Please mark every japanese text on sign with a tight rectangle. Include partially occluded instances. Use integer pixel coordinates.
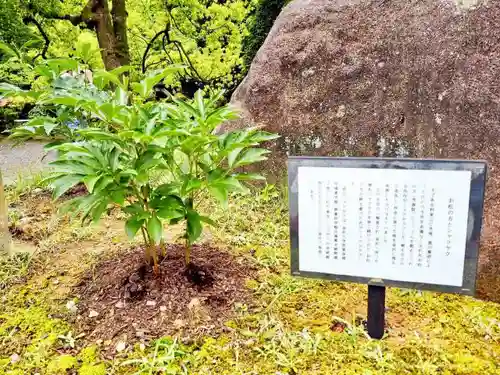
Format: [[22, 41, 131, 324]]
[[298, 167, 471, 286]]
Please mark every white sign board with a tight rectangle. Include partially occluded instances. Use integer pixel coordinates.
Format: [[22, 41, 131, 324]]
[[298, 167, 471, 286], [288, 157, 487, 294]]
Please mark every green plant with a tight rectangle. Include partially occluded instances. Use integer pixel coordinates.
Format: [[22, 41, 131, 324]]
[[57, 331, 83, 349], [121, 338, 187, 374], [242, 0, 288, 69], [2, 61, 279, 272]]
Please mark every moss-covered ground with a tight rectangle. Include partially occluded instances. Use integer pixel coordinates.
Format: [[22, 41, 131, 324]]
[[0, 178, 499, 374]]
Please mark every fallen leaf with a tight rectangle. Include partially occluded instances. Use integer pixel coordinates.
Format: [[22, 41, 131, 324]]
[[89, 310, 99, 318], [173, 319, 185, 328], [66, 300, 77, 314], [115, 301, 125, 309], [146, 300, 156, 307], [115, 341, 127, 352], [188, 298, 201, 310], [160, 305, 167, 312]]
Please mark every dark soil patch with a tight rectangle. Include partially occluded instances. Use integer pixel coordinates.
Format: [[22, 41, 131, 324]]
[[64, 183, 88, 198], [74, 244, 256, 349], [8, 224, 35, 242]]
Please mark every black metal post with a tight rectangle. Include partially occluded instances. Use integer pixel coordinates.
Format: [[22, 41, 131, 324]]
[[367, 285, 386, 339]]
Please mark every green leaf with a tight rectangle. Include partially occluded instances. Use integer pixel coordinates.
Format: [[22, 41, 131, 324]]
[[79, 129, 122, 143], [208, 184, 228, 208], [51, 175, 84, 199], [182, 177, 202, 194], [43, 96, 79, 106], [228, 147, 243, 168], [157, 207, 185, 220], [43, 121, 58, 136], [186, 210, 203, 244], [111, 65, 133, 77], [93, 70, 124, 90], [114, 86, 128, 105], [96, 103, 116, 121], [44, 141, 64, 151], [147, 216, 163, 244], [83, 175, 101, 193], [154, 183, 181, 196], [109, 147, 121, 172], [131, 82, 147, 98], [173, 149, 190, 174], [232, 148, 270, 168], [217, 176, 247, 193], [123, 203, 145, 215], [50, 160, 96, 175], [235, 173, 266, 181], [125, 217, 145, 239], [94, 176, 113, 192], [91, 200, 108, 223], [200, 216, 216, 227], [194, 90, 205, 119], [156, 196, 185, 220], [110, 190, 125, 205], [248, 131, 280, 143]]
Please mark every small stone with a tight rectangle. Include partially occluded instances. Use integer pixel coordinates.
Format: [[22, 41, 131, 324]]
[[52, 279, 60, 285], [188, 298, 200, 310], [96, 339, 103, 345], [89, 310, 99, 318], [173, 319, 185, 328], [10, 353, 20, 364], [301, 67, 316, 78], [160, 305, 167, 312], [115, 301, 125, 309], [66, 300, 77, 314], [33, 188, 43, 195], [146, 300, 156, 307], [135, 330, 146, 338], [335, 105, 346, 118], [139, 343, 146, 351], [115, 341, 127, 352]]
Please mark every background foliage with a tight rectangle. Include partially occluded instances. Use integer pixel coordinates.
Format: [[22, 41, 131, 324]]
[[0, 0, 288, 130]]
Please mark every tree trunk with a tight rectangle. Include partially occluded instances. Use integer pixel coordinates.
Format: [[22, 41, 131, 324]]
[[111, 0, 130, 67], [41, 0, 131, 71], [92, 0, 123, 70]]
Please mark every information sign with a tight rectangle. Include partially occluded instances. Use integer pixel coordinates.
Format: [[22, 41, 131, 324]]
[[288, 157, 487, 338]]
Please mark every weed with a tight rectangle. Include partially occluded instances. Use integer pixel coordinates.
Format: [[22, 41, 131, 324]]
[[121, 338, 188, 375]]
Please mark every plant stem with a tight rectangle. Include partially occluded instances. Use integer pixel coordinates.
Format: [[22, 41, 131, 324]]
[[140, 226, 151, 263], [160, 238, 166, 257], [152, 245, 159, 275], [185, 236, 191, 266], [184, 195, 194, 266]]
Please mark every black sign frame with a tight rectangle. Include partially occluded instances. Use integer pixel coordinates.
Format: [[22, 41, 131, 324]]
[[288, 157, 487, 296]]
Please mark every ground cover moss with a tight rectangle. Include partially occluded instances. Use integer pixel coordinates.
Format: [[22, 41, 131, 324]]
[[0, 183, 499, 374]]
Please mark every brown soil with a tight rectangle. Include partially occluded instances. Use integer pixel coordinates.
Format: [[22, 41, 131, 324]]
[[74, 244, 256, 349], [64, 183, 88, 198]]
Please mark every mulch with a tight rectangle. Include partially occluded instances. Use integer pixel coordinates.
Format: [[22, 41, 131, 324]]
[[73, 243, 257, 350]]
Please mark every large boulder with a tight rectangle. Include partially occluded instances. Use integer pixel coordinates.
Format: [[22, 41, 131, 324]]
[[229, 0, 500, 301]]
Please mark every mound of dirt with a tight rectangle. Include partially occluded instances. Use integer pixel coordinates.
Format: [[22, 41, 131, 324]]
[[74, 244, 256, 349]]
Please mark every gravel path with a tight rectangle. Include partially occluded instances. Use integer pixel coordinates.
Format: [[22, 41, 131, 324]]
[[0, 139, 55, 185]]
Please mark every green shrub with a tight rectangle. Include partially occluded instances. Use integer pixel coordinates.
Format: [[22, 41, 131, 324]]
[[2, 59, 279, 271]]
